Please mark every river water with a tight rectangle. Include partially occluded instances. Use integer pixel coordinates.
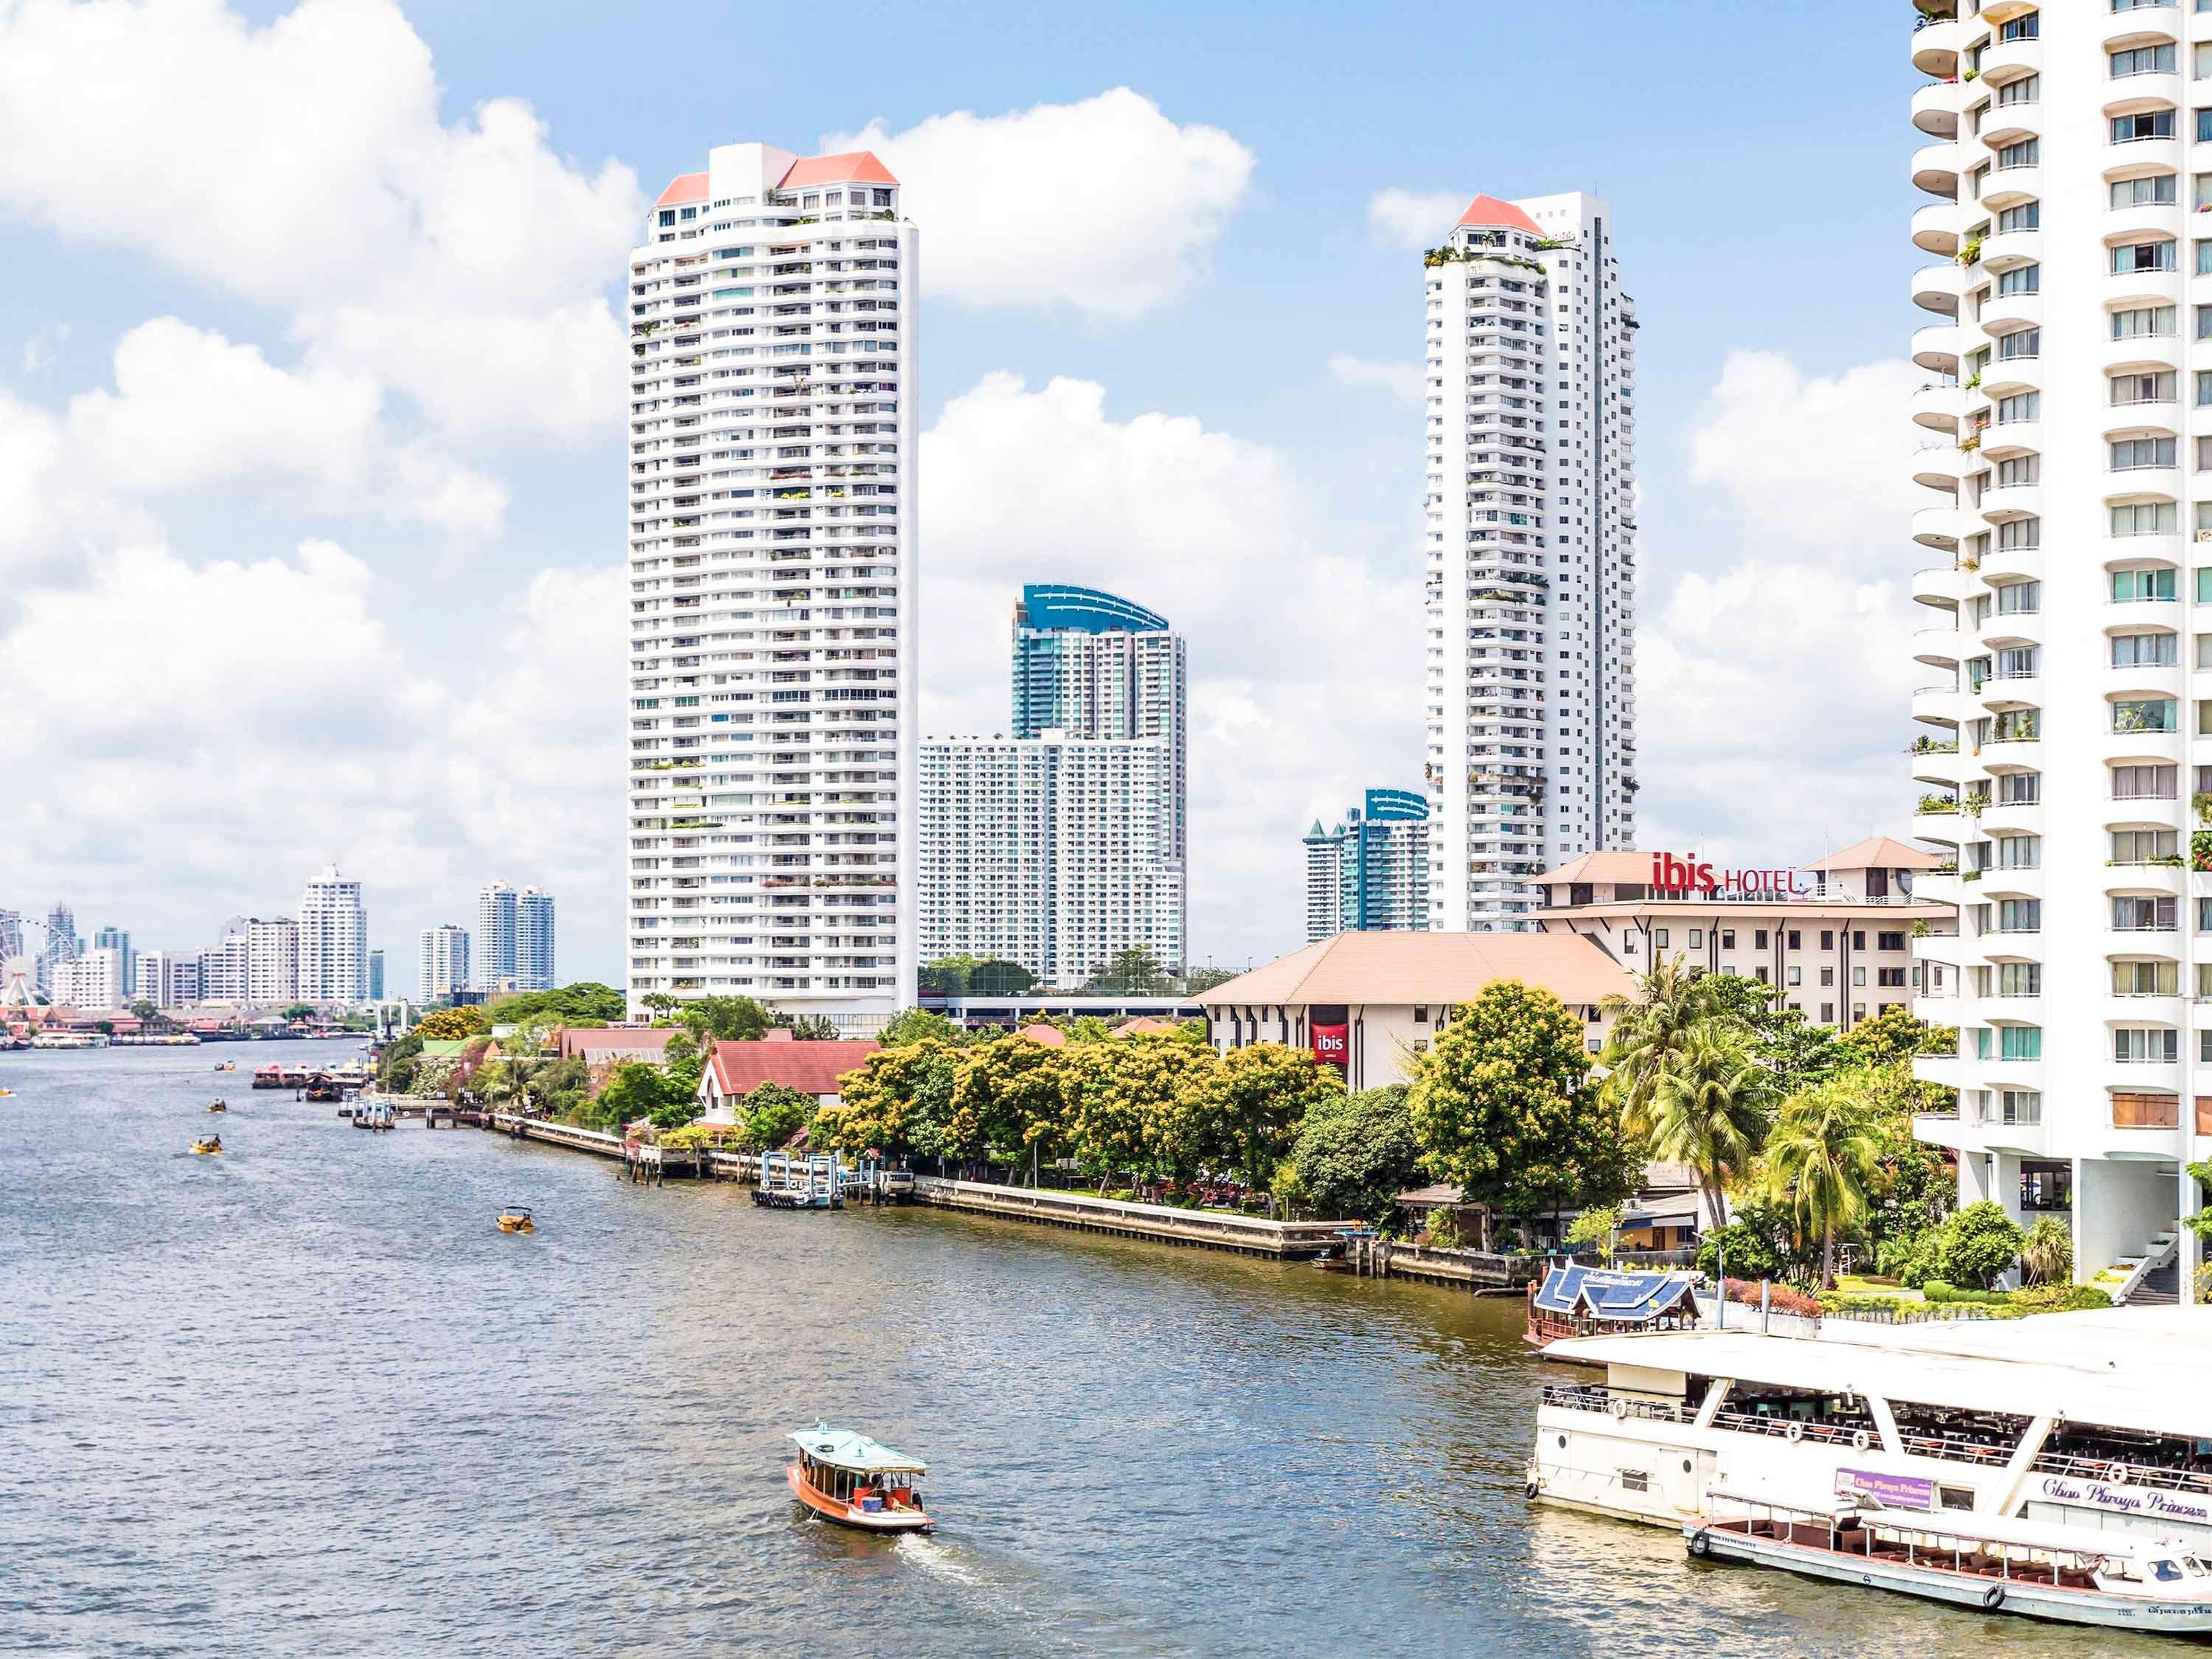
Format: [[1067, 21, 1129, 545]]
[[0, 1041, 2179, 1657]]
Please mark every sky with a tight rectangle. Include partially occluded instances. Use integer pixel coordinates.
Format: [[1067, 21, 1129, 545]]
[[0, 0, 1927, 986]]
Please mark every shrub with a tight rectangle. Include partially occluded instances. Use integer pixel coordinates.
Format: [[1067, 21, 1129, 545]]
[[2019, 1217, 2073, 1287], [2008, 1283, 2112, 1314], [1941, 1201, 2025, 1289], [1722, 1278, 1822, 1318], [1696, 1221, 1786, 1281]]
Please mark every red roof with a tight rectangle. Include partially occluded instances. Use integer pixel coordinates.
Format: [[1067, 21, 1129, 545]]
[[1113, 1018, 1176, 1037], [558, 1026, 678, 1061], [655, 171, 709, 208], [1017, 1024, 1067, 1048], [779, 150, 897, 188], [1455, 193, 1542, 234], [708, 1039, 882, 1098]]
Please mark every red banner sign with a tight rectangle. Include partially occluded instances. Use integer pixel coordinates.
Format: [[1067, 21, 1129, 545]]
[[1310, 1023, 1349, 1070], [1650, 852, 1809, 897]]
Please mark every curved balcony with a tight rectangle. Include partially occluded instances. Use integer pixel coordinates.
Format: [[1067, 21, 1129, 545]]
[[1978, 801, 2042, 838], [1911, 17, 1964, 77], [2105, 10, 2183, 51], [2104, 201, 2181, 244], [1912, 748, 1970, 787], [1983, 164, 2042, 210], [1913, 682, 1963, 726], [1982, 32, 2042, 83], [1980, 544, 2042, 585], [1980, 226, 2040, 274], [2104, 663, 2185, 703], [1913, 198, 1964, 254], [2106, 139, 2180, 183], [2102, 726, 2185, 767], [2107, 532, 2183, 567], [1979, 418, 2039, 461], [1981, 365, 2039, 407], [1980, 482, 2041, 524], [2104, 335, 2183, 375], [1911, 442, 1969, 490], [2104, 403, 2180, 440], [2106, 266, 2184, 310], [1911, 380, 1962, 433], [2105, 72, 2184, 120], [1980, 608, 2042, 650], [2107, 465, 2183, 502], [1912, 80, 1961, 139], [1976, 864, 2043, 902], [1912, 563, 1975, 607], [1979, 672, 2039, 712], [1913, 504, 1966, 549], [1980, 291, 2042, 333], [1913, 323, 1962, 373], [1913, 139, 1963, 197], [1913, 262, 1966, 315], [1913, 624, 1965, 667]]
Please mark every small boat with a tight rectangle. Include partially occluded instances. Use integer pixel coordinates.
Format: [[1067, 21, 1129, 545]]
[[191, 1135, 222, 1155], [206, 1099, 227, 1113], [496, 1207, 535, 1234], [212, 1062, 236, 1072], [1688, 1489, 2212, 1632], [787, 1425, 933, 1533]]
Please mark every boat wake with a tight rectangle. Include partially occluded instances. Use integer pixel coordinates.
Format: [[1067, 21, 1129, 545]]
[[892, 1531, 983, 1587]]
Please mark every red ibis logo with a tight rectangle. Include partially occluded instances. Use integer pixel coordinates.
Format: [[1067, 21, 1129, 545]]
[[1649, 852, 1809, 898], [1310, 1023, 1349, 1069]]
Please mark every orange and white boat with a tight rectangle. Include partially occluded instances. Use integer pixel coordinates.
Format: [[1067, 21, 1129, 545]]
[[786, 1425, 933, 1533]]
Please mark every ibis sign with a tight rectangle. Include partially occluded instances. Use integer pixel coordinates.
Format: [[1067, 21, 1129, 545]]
[[1649, 852, 1809, 898]]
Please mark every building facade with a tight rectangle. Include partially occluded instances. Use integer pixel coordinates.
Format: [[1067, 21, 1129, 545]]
[[1906, 1, 2212, 1293], [296, 864, 368, 1004], [136, 949, 201, 1007], [369, 949, 385, 1001], [1304, 788, 1431, 942], [1531, 841, 1956, 1030], [419, 925, 470, 1003], [37, 902, 78, 991], [53, 947, 125, 1011], [246, 918, 298, 1004], [476, 880, 517, 992], [197, 928, 250, 1003], [919, 730, 1185, 987], [91, 927, 132, 997], [623, 142, 916, 1029], [516, 888, 555, 992], [1423, 192, 1638, 931]]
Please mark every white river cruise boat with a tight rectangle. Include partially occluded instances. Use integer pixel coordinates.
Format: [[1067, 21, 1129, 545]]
[[1530, 1310, 2212, 1553]]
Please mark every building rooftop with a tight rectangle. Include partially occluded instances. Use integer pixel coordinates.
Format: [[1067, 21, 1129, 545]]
[[1199, 930, 1637, 1009], [1455, 193, 1543, 234], [706, 1038, 882, 1098], [1804, 835, 1944, 873], [655, 150, 897, 209]]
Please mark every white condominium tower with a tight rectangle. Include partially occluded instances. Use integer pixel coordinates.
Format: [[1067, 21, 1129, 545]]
[[1422, 192, 1638, 931], [476, 880, 517, 992], [296, 863, 368, 1004], [1906, 0, 2212, 1298], [517, 887, 555, 992], [419, 924, 470, 1004], [623, 142, 916, 1030]]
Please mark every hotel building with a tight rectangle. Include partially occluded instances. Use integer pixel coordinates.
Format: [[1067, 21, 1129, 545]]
[[1528, 840, 1956, 1031], [1905, 0, 2212, 1295], [1303, 788, 1431, 942], [623, 142, 915, 1029], [1422, 192, 1638, 931], [296, 864, 368, 1004]]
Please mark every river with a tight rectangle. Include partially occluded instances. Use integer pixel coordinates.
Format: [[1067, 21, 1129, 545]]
[[0, 1040, 2177, 1656]]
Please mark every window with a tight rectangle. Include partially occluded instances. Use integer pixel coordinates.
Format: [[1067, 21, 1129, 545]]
[[2112, 504, 2179, 537], [2112, 828, 2179, 862], [1820, 1002, 1835, 1024], [1997, 74, 2041, 108], [2114, 371, 2177, 405], [2200, 371, 2212, 406], [2112, 762, 2177, 797], [1653, 928, 1669, 948], [2113, 307, 2176, 341], [1996, 262, 2042, 296], [2114, 696, 2180, 731], [2113, 633, 2179, 666], [1879, 931, 1906, 951], [1996, 330, 2040, 364], [1997, 392, 2042, 424], [1821, 930, 1834, 950], [1754, 965, 1769, 984], [2000, 962, 2042, 996], [1852, 966, 1867, 987], [1992, 708, 2039, 742], [1754, 929, 1769, 950], [1996, 454, 2039, 487], [1878, 967, 1907, 988], [2000, 13, 2039, 39], [2113, 437, 2178, 469], [1997, 771, 2041, 804], [1977, 1025, 2042, 1060], [2115, 111, 2177, 142], [1999, 136, 2042, 170], [1998, 200, 2039, 232], [1787, 966, 1802, 987], [1997, 580, 2040, 613], [1820, 967, 1835, 988], [2112, 44, 2179, 77], [1998, 518, 2041, 553], [2116, 1029, 2180, 1063], [1787, 931, 1801, 950], [1998, 898, 2042, 931], [1721, 929, 1736, 950], [2115, 961, 2179, 996], [2113, 894, 2179, 930], [1997, 645, 2038, 678], [1997, 835, 2041, 869], [2113, 242, 2177, 274], [2112, 567, 2177, 599]]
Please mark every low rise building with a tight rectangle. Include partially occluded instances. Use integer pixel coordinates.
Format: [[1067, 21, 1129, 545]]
[[1199, 930, 1638, 1091], [1526, 838, 1955, 1030], [698, 1032, 883, 1121]]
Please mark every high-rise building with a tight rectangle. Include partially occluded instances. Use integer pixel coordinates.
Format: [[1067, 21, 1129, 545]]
[[623, 142, 917, 1030], [246, 918, 298, 1004], [919, 728, 1185, 987], [53, 947, 125, 1010], [1422, 192, 1638, 931], [1304, 790, 1432, 942], [296, 864, 369, 1004], [137, 949, 201, 1007], [369, 949, 385, 1001], [198, 925, 251, 1003], [1009, 584, 1189, 869], [517, 888, 555, 992], [91, 926, 132, 996], [0, 909, 21, 961], [476, 881, 518, 992], [419, 925, 470, 1003], [1904, 4, 2205, 1292], [36, 902, 78, 991]]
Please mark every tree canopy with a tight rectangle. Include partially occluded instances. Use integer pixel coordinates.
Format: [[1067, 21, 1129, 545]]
[[415, 1006, 487, 1042], [919, 955, 1039, 996], [1284, 1085, 1422, 1225], [487, 981, 627, 1026]]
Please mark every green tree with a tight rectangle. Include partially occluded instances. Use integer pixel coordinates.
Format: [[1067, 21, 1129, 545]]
[[594, 1060, 692, 1130], [1648, 1026, 1772, 1235], [919, 954, 1037, 996], [1202, 1041, 1340, 1191], [1934, 1200, 2025, 1290], [678, 995, 772, 1044], [281, 1003, 318, 1022], [1411, 980, 1638, 1247], [813, 1040, 957, 1155], [734, 1082, 813, 1150], [2019, 1216, 2073, 1287], [776, 1014, 841, 1041], [947, 1034, 1071, 1172], [1700, 973, 1845, 1092], [473, 1060, 525, 1112], [378, 1030, 425, 1093], [1285, 1085, 1422, 1224], [879, 1007, 970, 1048], [129, 999, 158, 1022], [662, 1032, 706, 1097], [1079, 946, 1175, 995], [1180, 966, 1239, 995], [485, 981, 627, 1026], [1764, 1075, 1885, 1287], [1565, 1203, 1624, 1263], [1837, 1005, 1955, 1068], [640, 992, 680, 1018], [1693, 1209, 1792, 1281], [1598, 956, 1724, 1146], [1060, 1036, 1222, 1186], [415, 1006, 487, 1042]]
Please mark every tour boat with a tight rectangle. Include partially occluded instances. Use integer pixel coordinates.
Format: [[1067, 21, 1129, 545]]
[[1526, 1262, 1702, 1348], [787, 1425, 933, 1532], [496, 1207, 535, 1234], [1688, 1489, 2212, 1632], [251, 1065, 283, 1089], [1527, 1309, 2212, 1554]]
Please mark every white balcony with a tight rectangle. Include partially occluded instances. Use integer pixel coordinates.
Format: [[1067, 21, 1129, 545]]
[[1912, 80, 1961, 140], [1912, 139, 1963, 197], [1913, 323, 1962, 373], [1911, 380, 1962, 433], [1911, 262, 1966, 314], [1911, 16, 1964, 77]]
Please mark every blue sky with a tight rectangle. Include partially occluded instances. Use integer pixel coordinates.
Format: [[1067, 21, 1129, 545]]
[[0, 0, 1924, 987]]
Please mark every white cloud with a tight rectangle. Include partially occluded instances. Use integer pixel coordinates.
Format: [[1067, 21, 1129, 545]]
[[920, 372, 1421, 967], [0, 0, 640, 443], [824, 89, 1255, 319], [1367, 187, 1464, 250], [1327, 352, 1424, 403]]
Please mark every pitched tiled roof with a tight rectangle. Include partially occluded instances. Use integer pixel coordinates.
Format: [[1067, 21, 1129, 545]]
[[1456, 193, 1542, 234], [780, 150, 897, 188], [1197, 930, 1636, 1010], [1805, 835, 1944, 873], [558, 1026, 678, 1061], [707, 1039, 882, 1098], [1018, 1024, 1068, 1048], [655, 172, 708, 207]]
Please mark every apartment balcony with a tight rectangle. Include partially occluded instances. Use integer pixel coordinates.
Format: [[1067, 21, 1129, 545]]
[[1912, 682, 1961, 726], [1981, 352, 2040, 401], [1972, 732, 2042, 773], [2103, 139, 2180, 185], [1982, 164, 2041, 213], [1910, 16, 1964, 78], [1910, 139, 1962, 198], [1979, 225, 2042, 275], [2106, 72, 2184, 124], [1979, 483, 2041, 526], [1978, 289, 2042, 334], [1912, 322, 1962, 374], [1978, 541, 2042, 585], [1910, 261, 1966, 315], [1908, 741, 1968, 787], [1910, 379, 1962, 434], [2107, 266, 2184, 313], [1980, 32, 2041, 86], [1910, 81, 1961, 142], [1912, 624, 1964, 667], [1978, 800, 2042, 837], [1911, 442, 1969, 490], [1911, 504, 1969, 548], [1911, 562, 1975, 607]]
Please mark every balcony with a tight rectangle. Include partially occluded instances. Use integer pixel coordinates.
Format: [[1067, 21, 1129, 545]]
[[1910, 15, 1964, 77], [1910, 139, 1962, 198], [1911, 442, 1969, 490], [2104, 72, 2183, 122], [1912, 682, 1961, 725], [1910, 262, 1966, 314], [1912, 80, 1961, 141], [1911, 563, 1974, 607], [1910, 380, 1961, 434], [1913, 322, 1962, 373], [1983, 164, 2041, 212], [1912, 504, 1967, 548]]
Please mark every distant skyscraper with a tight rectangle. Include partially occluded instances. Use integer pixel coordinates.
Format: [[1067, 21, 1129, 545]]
[[476, 881, 518, 992], [0, 909, 21, 961], [1304, 790, 1432, 942], [198, 924, 251, 1002], [369, 949, 385, 1001], [246, 918, 299, 1004], [419, 925, 470, 1003], [138, 950, 200, 1007], [624, 140, 917, 1023], [37, 902, 77, 991], [92, 926, 133, 1001], [516, 888, 555, 992], [54, 947, 125, 1011], [296, 864, 369, 1004]]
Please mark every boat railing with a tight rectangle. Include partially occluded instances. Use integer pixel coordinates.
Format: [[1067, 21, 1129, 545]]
[[1712, 1409, 1875, 1448], [1540, 1383, 1689, 1425], [2031, 1451, 2212, 1496]]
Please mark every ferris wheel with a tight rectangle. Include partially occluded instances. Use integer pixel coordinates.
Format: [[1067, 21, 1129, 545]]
[[0, 953, 40, 1009]]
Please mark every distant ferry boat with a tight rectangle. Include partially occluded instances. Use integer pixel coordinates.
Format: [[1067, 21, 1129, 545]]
[[1529, 1309, 2212, 1553], [29, 1032, 109, 1049]]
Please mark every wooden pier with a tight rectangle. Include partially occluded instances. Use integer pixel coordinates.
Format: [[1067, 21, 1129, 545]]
[[910, 1178, 1351, 1260], [1341, 1234, 1545, 1293]]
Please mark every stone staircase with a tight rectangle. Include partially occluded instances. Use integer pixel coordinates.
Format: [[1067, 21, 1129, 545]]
[[2109, 1230, 2182, 1307], [2129, 1263, 2180, 1307]]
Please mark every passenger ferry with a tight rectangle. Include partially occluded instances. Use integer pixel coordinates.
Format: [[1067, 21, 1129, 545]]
[[1530, 1310, 2212, 1553], [787, 1425, 932, 1532]]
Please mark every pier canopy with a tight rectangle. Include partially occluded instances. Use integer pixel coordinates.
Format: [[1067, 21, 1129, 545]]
[[792, 1427, 926, 1475], [1533, 1263, 1700, 1324]]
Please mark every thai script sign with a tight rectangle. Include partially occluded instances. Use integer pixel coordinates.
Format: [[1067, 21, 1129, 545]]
[[1310, 1023, 1349, 1070], [1649, 852, 1810, 897], [2037, 1475, 2212, 1524], [1835, 1467, 1934, 1512]]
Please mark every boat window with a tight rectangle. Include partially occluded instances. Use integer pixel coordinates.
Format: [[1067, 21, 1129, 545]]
[[2036, 1419, 2212, 1495], [2153, 1559, 2185, 1582], [1714, 1383, 1879, 1445], [1886, 1400, 2032, 1467], [1936, 1485, 1975, 1512]]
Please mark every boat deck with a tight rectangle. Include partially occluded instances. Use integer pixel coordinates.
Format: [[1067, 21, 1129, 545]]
[[1715, 1518, 2101, 1591]]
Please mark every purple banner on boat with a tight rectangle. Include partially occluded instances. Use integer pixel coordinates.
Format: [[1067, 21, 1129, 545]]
[[1835, 1467, 1935, 1512]]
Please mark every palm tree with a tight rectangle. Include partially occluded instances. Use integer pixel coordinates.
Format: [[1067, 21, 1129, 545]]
[[1764, 1077, 1883, 1288], [475, 1061, 524, 1114], [1598, 955, 1721, 1146], [1648, 1027, 1772, 1237]]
